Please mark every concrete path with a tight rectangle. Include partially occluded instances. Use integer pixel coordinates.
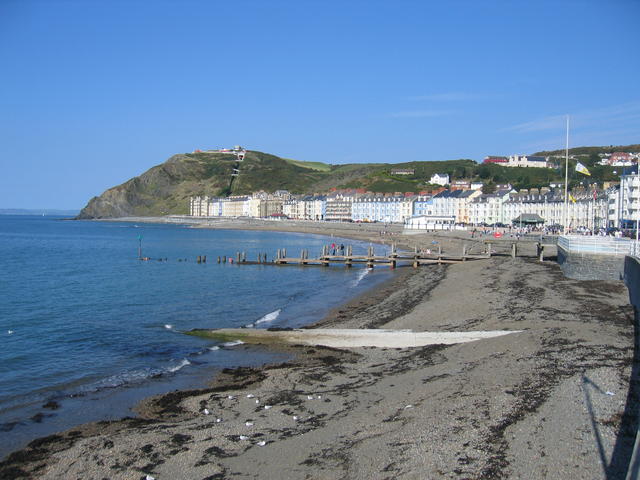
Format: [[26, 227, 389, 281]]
[[186, 328, 520, 348]]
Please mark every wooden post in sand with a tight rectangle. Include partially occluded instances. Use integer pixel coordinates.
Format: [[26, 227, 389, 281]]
[[462, 245, 467, 261], [511, 243, 517, 258]]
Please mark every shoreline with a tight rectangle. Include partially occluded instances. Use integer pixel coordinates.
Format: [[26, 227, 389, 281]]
[[2, 219, 636, 479], [0, 220, 403, 459]]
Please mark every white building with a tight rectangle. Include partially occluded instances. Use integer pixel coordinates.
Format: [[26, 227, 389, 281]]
[[617, 167, 640, 229], [430, 173, 450, 186], [506, 155, 549, 168], [430, 189, 481, 224], [469, 189, 513, 225], [325, 192, 356, 222], [404, 215, 457, 231], [351, 195, 415, 223]]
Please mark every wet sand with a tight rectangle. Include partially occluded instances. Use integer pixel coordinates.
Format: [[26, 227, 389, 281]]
[[1, 221, 636, 479]]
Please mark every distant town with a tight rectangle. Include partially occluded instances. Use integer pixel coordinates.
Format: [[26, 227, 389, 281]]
[[189, 147, 639, 234]]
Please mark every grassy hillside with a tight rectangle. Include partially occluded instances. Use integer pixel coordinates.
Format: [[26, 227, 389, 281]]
[[534, 144, 640, 156]]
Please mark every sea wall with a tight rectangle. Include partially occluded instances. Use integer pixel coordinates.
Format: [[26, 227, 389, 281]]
[[557, 245, 626, 281], [625, 256, 640, 318]]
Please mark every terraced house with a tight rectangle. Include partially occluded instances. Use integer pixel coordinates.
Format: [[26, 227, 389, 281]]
[[351, 195, 414, 223]]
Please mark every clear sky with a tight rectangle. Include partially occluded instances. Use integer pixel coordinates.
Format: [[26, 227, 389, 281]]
[[1, 0, 639, 209]]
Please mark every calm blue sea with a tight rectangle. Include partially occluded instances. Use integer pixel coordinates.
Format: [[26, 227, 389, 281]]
[[0, 216, 392, 457]]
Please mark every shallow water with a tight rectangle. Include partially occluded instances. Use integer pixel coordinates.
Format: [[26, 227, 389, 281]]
[[0, 216, 393, 457]]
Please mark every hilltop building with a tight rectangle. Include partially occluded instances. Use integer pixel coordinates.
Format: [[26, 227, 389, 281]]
[[430, 173, 449, 186]]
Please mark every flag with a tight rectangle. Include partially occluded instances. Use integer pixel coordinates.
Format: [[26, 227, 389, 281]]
[[569, 194, 577, 204], [575, 162, 591, 176]]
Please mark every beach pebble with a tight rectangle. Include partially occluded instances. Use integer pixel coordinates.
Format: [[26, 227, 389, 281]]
[[239, 435, 249, 440], [255, 399, 260, 404], [203, 408, 210, 415], [317, 395, 322, 399], [245, 421, 254, 426], [264, 405, 272, 410], [256, 440, 266, 447]]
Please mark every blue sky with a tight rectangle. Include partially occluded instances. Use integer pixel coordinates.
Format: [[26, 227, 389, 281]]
[[1, 0, 639, 209]]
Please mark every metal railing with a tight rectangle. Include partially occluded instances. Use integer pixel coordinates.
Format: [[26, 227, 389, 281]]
[[631, 240, 640, 258], [558, 235, 633, 255]]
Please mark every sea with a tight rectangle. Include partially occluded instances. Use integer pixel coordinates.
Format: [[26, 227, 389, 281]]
[[0, 215, 393, 457]]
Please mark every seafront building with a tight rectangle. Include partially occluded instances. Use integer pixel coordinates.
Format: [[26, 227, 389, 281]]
[[351, 195, 414, 223], [325, 192, 356, 222], [188, 171, 636, 231], [469, 189, 514, 225], [617, 166, 640, 229]]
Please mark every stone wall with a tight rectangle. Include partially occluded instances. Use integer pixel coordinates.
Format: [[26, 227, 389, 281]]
[[557, 245, 626, 281]]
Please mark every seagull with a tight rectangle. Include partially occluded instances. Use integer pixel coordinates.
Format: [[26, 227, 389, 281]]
[[307, 395, 313, 400], [164, 324, 173, 329], [264, 405, 272, 410], [245, 421, 254, 427], [146, 475, 155, 480], [227, 395, 235, 400], [404, 404, 413, 409], [239, 435, 249, 440], [247, 394, 255, 398], [203, 409, 210, 415], [216, 418, 222, 423], [7, 330, 14, 335], [256, 440, 266, 447]]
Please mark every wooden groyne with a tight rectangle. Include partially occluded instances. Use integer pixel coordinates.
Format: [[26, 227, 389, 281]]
[[227, 243, 491, 269]]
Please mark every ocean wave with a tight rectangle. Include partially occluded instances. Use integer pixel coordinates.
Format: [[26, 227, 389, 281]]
[[256, 309, 281, 325], [167, 358, 191, 373], [351, 268, 370, 287], [221, 340, 245, 347], [245, 309, 281, 328]]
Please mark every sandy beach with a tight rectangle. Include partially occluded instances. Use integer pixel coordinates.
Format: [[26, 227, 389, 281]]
[[1, 219, 636, 479]]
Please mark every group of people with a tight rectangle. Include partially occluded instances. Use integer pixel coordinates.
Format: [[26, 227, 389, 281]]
[[329, 243, 345, 255]]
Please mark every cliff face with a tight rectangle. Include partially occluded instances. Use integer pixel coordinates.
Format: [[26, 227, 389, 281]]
[[76, 151, 329, 219]]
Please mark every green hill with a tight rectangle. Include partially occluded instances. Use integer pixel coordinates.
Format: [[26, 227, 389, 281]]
[[77, 146, 633, 219]]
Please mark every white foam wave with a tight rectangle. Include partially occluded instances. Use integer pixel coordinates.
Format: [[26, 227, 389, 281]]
[[164, 324, 173, 329], [351, 268, 370, 287], [208, 346, 220, 351], [222, 340, 244, 347], [255, 309, 281, 325], [168, 358, 191, 373]]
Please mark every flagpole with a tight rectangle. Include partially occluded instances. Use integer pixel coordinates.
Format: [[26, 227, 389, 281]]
[[563, 116, 569, 235]]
